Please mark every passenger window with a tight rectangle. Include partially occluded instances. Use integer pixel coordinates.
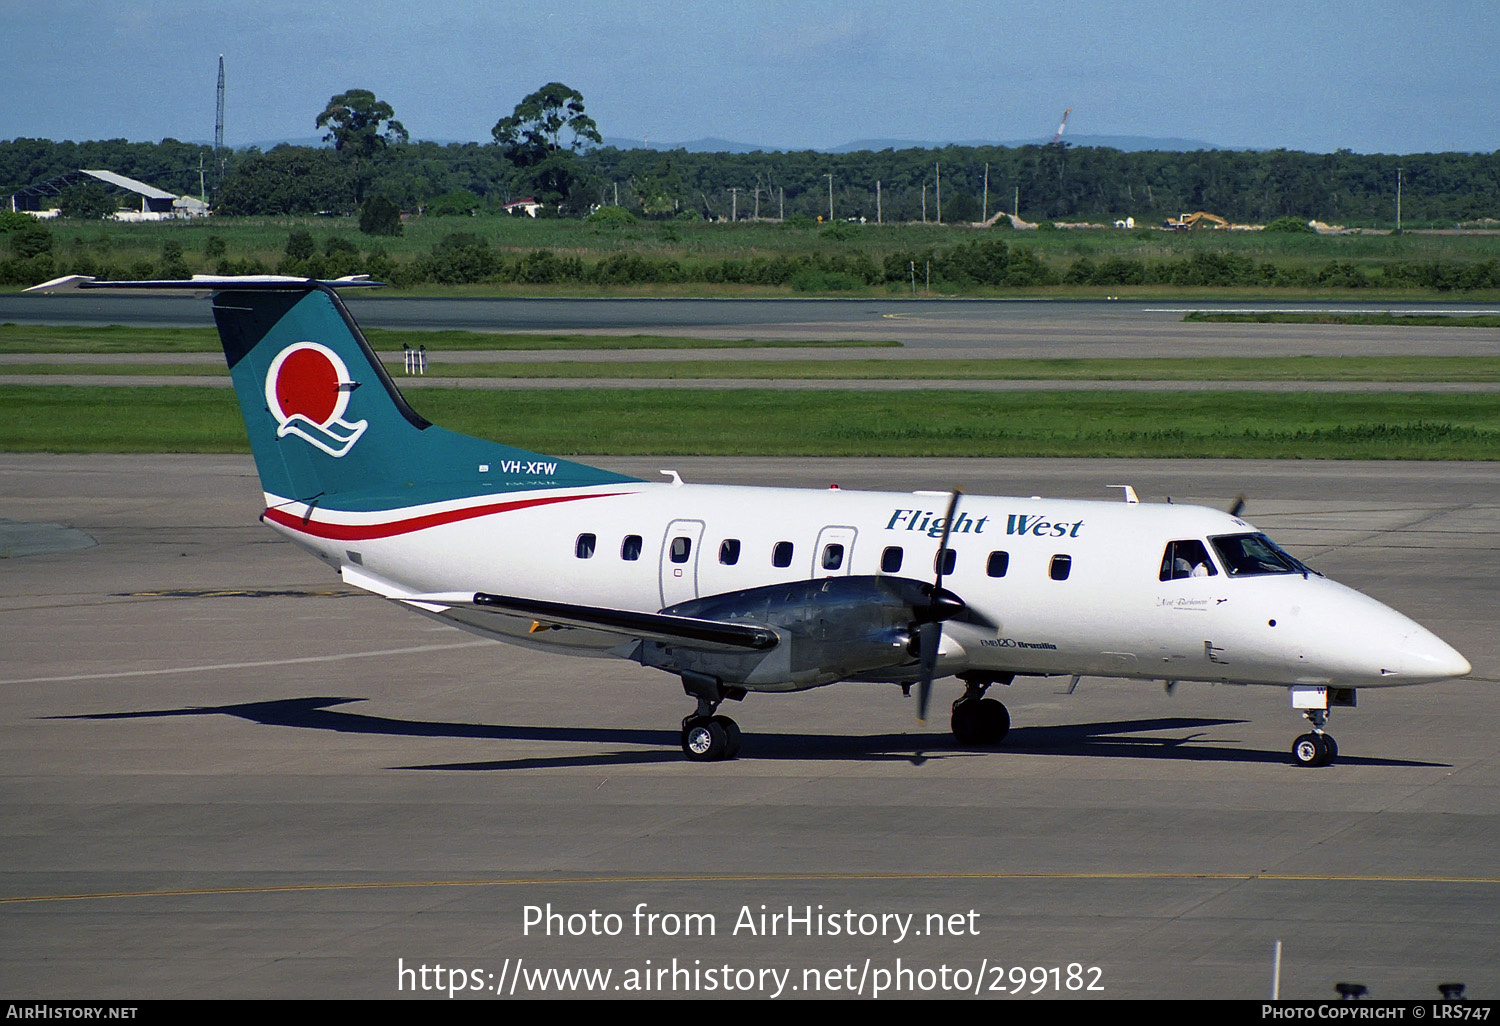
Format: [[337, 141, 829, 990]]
[[986, 551, 1009, 578], [822, 543, 844, 570], [935, 548, 956, 576], [772, 541, 794, 568], [621, 535, 642, 561], [1050, 554, 1072, 581], [881, 546, 904, 573], [1159, 539, 1218, 581], [670, 536, 692, 564], [575, 533, 596, 559], [719, 539, 741, 565]]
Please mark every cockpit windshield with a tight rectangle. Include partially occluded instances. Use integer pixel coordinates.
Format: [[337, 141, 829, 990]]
[[1209, 533, 1316, 577]]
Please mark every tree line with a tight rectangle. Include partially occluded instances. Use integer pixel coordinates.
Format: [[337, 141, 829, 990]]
[[2, 83, 1496, 228]]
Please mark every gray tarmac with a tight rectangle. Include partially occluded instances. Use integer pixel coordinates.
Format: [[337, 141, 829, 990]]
[[2, 453, 1498, 1000], [7, 294, 1500, 356]]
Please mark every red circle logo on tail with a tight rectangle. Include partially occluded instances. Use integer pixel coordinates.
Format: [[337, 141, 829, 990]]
[[263, 342, 368, 458], [273, 346, 341, 426]]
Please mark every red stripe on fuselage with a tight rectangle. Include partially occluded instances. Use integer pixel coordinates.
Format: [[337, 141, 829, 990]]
[[262, 491, 626, 541]]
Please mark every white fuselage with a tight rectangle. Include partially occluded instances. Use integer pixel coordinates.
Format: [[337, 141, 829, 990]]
[[263, 480, 1471, 693]]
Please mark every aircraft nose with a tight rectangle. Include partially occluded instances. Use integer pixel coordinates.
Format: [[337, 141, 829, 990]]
[[1380, 626, 1471, 683]]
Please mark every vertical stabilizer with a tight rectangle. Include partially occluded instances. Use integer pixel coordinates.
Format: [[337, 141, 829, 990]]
[[207, 281, 637, 504]]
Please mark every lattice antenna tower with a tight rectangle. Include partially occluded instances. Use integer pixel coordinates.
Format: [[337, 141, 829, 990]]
[[214, 55, 225, 193]]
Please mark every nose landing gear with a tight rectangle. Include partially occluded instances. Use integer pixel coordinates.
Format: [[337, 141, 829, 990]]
[[1289, 686, 1348, 767]]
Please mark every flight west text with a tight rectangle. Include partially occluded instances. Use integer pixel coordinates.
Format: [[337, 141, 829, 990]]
[[885, 509, 989, 537], [882, 509, 1085, 539]]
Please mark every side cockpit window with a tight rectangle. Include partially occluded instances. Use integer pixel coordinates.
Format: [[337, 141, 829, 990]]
[[1159, 539, 1218, 581]]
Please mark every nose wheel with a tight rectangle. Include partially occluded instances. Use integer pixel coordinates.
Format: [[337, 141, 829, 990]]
[[1291, 703, 1337, 767], [1292, 731, 1336, 767]]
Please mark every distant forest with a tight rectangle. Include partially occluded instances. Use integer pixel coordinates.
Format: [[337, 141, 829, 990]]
[[3, 136, 1497, 227]]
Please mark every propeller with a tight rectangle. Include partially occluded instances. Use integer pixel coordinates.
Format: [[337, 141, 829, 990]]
[[1227, 494, 1246, 518], [915, 489, 964, 722]]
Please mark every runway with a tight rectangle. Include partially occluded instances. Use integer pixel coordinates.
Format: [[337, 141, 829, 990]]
[[8, 294, 1500, 356], [2, 454, 1497, 1000]]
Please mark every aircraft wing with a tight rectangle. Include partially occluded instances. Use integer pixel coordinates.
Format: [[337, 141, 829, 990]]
[[339, 564, 775, 651], [470, 592, 780, 651]]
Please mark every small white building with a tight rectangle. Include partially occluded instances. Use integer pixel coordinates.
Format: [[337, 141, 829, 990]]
[[502, 196, 542, 218]]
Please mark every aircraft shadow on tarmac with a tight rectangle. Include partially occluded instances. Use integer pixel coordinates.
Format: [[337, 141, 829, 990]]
[[54, 695, 1446, 770]]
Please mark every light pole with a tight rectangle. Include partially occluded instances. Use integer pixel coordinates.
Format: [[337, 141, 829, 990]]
[[824, 174, 834, 222], [1396, 166, 1403, 232]]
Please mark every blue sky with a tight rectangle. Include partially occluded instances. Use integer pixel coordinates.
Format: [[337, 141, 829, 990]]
[[4, 0, 1496, 154]]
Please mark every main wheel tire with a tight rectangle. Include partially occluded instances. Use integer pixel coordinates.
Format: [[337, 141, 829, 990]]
[[1322, 734, 1338, 761], [682, 717, 728, 761], [1292, 732, 1330, 767], [951, 701, 983, 745], [952, 698, 1010, 746], [712, 715, 742, 759], [976, 698, 1010, 744]]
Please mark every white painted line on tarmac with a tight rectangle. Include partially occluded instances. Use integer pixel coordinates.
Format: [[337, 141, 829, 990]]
[[0, 640, 494, 685]]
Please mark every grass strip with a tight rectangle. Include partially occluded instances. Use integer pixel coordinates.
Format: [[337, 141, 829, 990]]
[[0, 324, 897, 354], [4, 385, 1496, 460], [9, 356, 1500, 382], [1185, 311, 1500, 327]]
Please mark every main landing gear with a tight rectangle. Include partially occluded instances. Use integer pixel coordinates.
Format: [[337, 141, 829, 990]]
[[950, 673, 1012, 747], [679, 671, 745, 762]]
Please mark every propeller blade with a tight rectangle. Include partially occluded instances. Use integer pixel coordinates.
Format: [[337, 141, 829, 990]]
[[1228, 494, 1246, 518], [933, 488, 962, 593], [915, 621, 940, 722], [916, 488, 962, 723]]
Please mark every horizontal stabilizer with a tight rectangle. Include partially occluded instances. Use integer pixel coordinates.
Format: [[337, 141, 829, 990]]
[[25, 274, 383, 295]]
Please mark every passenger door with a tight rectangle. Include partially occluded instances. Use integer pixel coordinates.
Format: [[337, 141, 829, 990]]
[[812, 525, 858, 578], [659, 519, 705, 608]]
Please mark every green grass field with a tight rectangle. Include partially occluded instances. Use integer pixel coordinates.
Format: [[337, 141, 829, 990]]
[[4, 386, 1495, 460], [15, 214, 1500, 299], [37, 213, 1500, 265]]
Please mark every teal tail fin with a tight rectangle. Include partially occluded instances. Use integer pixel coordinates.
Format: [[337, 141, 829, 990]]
[[206, 280, 637, 504]]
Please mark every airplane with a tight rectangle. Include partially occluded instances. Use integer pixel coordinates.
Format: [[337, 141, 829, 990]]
[[29, 274, 1473, 766]]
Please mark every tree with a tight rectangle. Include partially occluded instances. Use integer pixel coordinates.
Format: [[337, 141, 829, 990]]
[[1264, 215, 1315, 233], [217, 148, 356, 215], [492, 83, 602, 212], [359, 194, 403, 236], [10, 221, 53, 258], [57, 182, 117, 220], [492, 83, 601, 165], [316, 89, 408, 161], [284, 230, 316, 262]]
